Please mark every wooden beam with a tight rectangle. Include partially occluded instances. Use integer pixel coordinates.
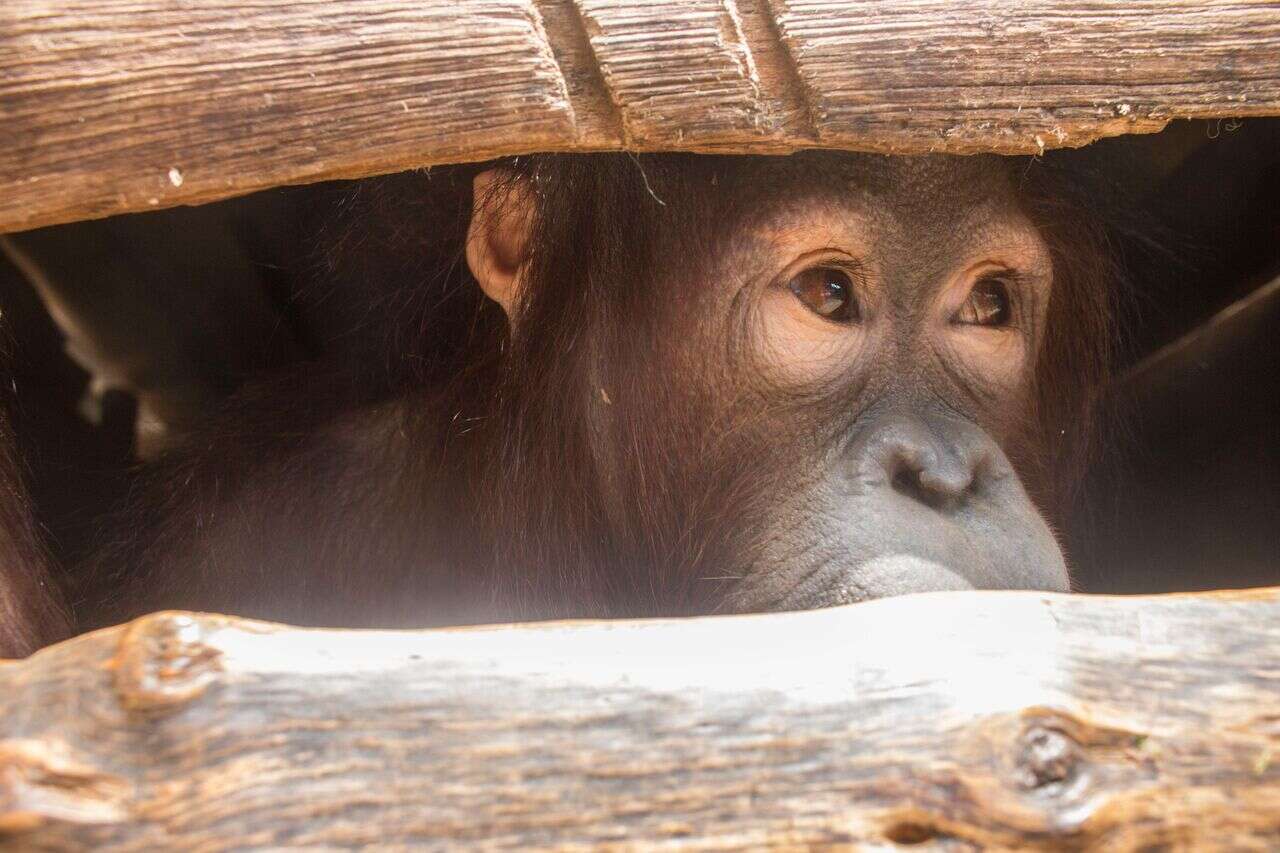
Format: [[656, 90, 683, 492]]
[[3, 589, 1280, 849], [3, 0, 1280, 233]]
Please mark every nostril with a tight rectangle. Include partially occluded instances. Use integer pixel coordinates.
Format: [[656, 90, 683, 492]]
[[892, 465, 953, 510], [859, 415, 1000, 511], [862, 419, 984, 510], [890, 455, 977, 510]]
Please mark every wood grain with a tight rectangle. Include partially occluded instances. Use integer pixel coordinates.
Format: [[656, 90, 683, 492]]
[[769, 0, 1280, 153], [2, 588, 1280, 849], [2, 0, 1280, 233], [0, 0, 578, 232]]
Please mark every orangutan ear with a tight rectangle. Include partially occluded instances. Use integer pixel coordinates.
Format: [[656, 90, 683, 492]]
[[465, 169, 535, 317]]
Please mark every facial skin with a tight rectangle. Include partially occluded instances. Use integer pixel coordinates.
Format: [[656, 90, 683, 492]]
[[469, 154, 1072, 612]]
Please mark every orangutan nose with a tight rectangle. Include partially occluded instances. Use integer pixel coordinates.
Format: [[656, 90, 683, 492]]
[[859, 414, 994, 511]]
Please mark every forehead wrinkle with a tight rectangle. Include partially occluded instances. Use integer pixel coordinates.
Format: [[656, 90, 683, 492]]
[[773, 159, 1021, 259], [923, 199, 1053, 284], [874, 156, 1021, 232], [737, 202, 875, 271], [875, 181, 1049, 282]]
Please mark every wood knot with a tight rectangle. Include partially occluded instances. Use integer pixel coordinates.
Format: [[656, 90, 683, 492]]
[[112, 613, 223, 713], [1015, 724, 1080, 793], [0, 739, 130, 834]]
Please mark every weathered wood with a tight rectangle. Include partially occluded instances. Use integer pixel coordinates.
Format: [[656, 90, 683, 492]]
[[2, 589, 1279, 850], [3, 0, 1280, 233]]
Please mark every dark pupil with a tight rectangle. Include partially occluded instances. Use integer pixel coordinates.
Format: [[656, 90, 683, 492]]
[[970, 279, 1010, 325], [791, 267, 855, 321]]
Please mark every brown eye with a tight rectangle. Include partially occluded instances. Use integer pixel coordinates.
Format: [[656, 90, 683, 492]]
[[787, 266, 859, 322], [954, 277, 1012, 327]]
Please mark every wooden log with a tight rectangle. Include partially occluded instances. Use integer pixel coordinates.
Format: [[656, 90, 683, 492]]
[[3, 0, 1280, 233], [2, 589, 1279, 849]]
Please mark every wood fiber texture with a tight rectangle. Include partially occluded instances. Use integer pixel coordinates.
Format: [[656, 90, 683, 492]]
[[2, 0, 1279, 232], [2, 588, 1279, 850]]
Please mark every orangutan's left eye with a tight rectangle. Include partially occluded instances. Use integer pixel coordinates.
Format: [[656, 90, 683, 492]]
[[954, 277, 1012, 327]]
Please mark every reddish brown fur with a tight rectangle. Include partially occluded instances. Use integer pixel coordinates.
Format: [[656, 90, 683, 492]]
[[0, 335, 71, 657]]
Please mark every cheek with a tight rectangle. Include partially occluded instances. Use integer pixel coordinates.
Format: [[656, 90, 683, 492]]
[[753, 288, 867, 388], [940, 329, 1032, 399]]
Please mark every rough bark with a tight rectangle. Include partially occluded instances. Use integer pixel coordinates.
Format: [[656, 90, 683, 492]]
[[2, 0, 1280, 233], [2, 588, 1279, 850]]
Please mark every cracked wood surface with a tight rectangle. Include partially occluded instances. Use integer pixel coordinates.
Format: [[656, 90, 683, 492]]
[[3, 0, 1280, 233], [2, 588, 1280, 850]]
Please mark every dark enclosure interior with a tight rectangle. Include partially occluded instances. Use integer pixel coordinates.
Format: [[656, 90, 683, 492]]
[[1, 118, 1277, 610]]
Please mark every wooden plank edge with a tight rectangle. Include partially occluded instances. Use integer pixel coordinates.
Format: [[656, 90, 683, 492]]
[[6, 0, 1280, 233], [1, 587, 1278, 848]]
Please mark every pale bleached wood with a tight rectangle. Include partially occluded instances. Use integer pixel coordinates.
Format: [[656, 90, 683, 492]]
[[3, 0, 1280, 233], [2, 588, 1280, 850]]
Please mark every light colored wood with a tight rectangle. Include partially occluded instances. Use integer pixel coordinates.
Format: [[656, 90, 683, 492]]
[[2, 588, 1279, 849], [2, 0, 1280, 233]]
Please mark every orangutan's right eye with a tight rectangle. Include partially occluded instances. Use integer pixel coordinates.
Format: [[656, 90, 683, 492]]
[[787, 266, 860, 323]]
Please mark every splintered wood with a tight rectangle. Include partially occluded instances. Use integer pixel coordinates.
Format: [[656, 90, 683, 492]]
[[2, 0, 1280, 232], [2, 589, 1279, 849]]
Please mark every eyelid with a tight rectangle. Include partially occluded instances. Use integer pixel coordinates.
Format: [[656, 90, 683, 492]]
[[987, 269, 1026, 288], [771, 250, 868, 291]]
